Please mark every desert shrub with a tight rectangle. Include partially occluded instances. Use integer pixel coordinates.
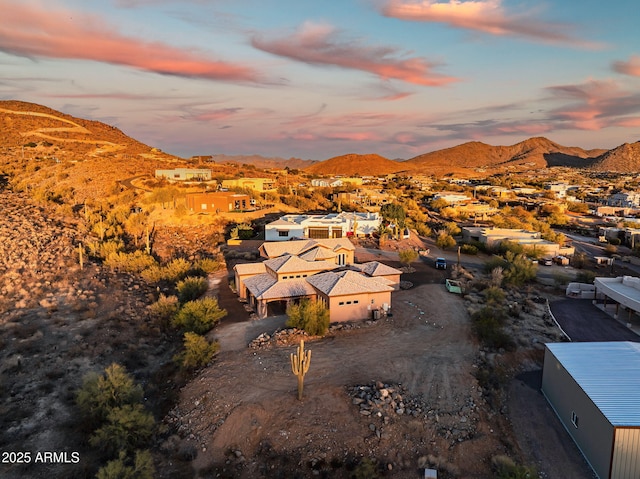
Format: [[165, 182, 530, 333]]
[[571, 251, 587, 269], [502, 252, 538, 286], [553, 272, 571, 287], [286, 299, 330, 336], [88, 240, 125, 260], [197, 257, 223, 273], [141, 257, 193, 283], [351, 458, 379, 479], [104, 251, 157, 273], [460, 243, 478, 255], [90, 404, 155, 456], [398, 248, 418, 267], [608, 237, 621, 246], [175, 332, 220, 369], [96, 450, 155, 479], [436, 231, 456, 250], [576, 270, 596, 284], [444, 221, 461, 236], [496, 240, 524, 256], [76, 364, 143, 427], [172, 297, 227, 334], [177, 276, 208, 303], [604, 244, 618, 256], [147, 294, 179, 323], [485, 257, 508, 274], [414, 223, 432, 237], [471, 306, 514, 351], [491, 455, 536, 479], [483, 286, 505, 305]]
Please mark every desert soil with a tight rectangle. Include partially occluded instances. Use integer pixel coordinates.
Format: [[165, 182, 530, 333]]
[[160, 245, 595, 479]]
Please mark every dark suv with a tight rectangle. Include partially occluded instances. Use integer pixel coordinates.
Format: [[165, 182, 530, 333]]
[[435, 258, 447, 270]]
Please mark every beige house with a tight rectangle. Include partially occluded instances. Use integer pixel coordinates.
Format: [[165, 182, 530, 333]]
[[221, 177, 276, 192], [234, 240, 400, 321]]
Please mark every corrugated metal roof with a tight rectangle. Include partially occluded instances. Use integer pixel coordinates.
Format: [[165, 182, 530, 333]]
[[546, 341, 640, 426]]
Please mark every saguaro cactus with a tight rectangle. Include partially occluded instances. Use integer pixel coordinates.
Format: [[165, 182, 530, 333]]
[[290, 339, 311, 401]]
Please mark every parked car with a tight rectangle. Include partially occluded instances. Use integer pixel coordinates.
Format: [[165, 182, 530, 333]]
[[542, 258, 553, 266], [435, 257, 447, 270]]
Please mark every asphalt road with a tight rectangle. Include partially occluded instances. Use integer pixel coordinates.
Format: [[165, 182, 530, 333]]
[[550, 299, 640, 342]]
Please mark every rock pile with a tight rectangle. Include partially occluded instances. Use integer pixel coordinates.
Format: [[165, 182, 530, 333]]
[[349, 382, 425, 422]]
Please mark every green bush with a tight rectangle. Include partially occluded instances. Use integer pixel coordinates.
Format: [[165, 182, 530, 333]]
[[398, 248, 418, 266], [460, 243, 478, 255], [77, 364, 143, 426], [141, 257, 193, 283], [172, 298, 227, 334], [483, 286, 505, 305], [104, 251, 157, 273], [286, 299, 330, 336], [576, 270, 596, 284], [175, 332, 220, 369], [436, 232, 456, 250], [90, 404, 155, 456], [197, 257, 223, 273], [177, 276, 208, 303], [471, 306, 514, 351], [147, 294, 179, 323], [96, 450, 155, 479], [491, 455, 536, 479]]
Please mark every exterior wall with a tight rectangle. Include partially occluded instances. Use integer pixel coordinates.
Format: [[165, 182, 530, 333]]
[[542, 347, 614, 479], [265, 225, 305, 241], [221, 178, 276, 192], [155, 169, 211, 181], [611, 427, 640, 479], [186, 192, 250, 212], [328, 291, 391, 323]]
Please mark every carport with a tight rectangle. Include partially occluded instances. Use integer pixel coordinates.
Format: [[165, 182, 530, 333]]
[[593, 276, 640, 326]]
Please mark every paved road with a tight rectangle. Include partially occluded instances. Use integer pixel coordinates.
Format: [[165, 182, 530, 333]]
[[550, 299, 640, 342]]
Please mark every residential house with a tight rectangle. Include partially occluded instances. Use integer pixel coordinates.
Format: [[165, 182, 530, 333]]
[[604, 191, 640, 208], [185, 192, 250, 213], [155, 168, 212, 181], [264, 212, 381, 241], [221, 177, 276, 192], [234, 239, 400, 321], [462, 226, 575, 257]]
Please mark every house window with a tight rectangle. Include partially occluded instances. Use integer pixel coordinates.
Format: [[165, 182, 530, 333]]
[[201, 203, 207, 210], [346, 301, 352, 305], [302, 274, 307, 278], [296, 275, 301, 278], [571, 411, 579, 428], [339, 301, 345, 306], [337, 253, 346, 266], [278, 230, 289, 237], [354, 300, 359, 304]]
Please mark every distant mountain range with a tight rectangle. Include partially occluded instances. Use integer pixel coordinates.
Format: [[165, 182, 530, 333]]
[[1, 100, 639, 177]]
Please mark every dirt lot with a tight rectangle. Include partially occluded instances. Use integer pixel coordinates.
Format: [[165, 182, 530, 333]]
[[160, 247, 596, 479]]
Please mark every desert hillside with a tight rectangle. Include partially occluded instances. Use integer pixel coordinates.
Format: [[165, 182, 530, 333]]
[[589, 141, 640, 172], [304, 153, 407, 176], [405, 137, 606, 174]]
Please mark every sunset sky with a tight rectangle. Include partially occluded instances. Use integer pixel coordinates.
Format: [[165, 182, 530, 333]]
[[1, 0, 640, 160]]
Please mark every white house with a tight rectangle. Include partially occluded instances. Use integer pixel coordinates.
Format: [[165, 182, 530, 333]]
[[265, 212, 381, 241]]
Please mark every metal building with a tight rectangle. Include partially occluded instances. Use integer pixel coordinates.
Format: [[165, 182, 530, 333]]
[[542, 341, 640, 479]]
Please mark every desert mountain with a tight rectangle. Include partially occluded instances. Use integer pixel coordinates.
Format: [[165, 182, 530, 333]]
[[589, 141, 640, 173], [304, 153, 407, 176], [208, 153, 315, 170], [405, 137, 606, 174]]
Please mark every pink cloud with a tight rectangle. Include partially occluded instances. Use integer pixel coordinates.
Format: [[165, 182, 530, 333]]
[[382, 0, 600, 48], [612, 55, 640, 77], [0, 2, 261, 83], [252, 22, 458, 86]]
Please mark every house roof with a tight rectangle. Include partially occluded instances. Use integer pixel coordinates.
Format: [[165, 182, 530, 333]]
[[268, 218, 298, 227], [233, 262, 267, 275], [299, 246, 337, 262], [259, 238, 354, 259], [243, 273, 315, 300], [351, 261, 402, 277], [545, 341, 640, 426], [264, 254, 336, 274], [307, 270, 394, 297]]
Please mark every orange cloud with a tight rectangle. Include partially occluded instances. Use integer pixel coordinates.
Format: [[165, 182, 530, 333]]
[[252, 22, 458, 87], [612, 55, 640, 77], [0, 2, 261, 82], [382, 0, 600, 48]]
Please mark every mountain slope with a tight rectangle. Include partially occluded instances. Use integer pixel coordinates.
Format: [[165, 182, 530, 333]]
[[405, 137, 605, 173], [589, 141, 640, 172], [304, 153, 406, 176]]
